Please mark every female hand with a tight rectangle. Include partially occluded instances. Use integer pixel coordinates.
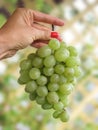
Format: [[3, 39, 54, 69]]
[[0, 8, 64, 59]]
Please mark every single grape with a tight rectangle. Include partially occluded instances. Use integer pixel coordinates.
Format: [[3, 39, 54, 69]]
[[43, 67, 54, 76], [66, 56, 81, 67], [47, 92, 59, 104], [37, 86, 48, 97], [54, 64, 65, 74], [59, 83, 74, 95], [29, 68, 40, 79], [60, 110, 70, 122], [50, 74, 60, 83], [36, 96, 46, 105], [48, 83, 59, 91], [36, 75, 47, 86], [37, 45, 51, 58], [60, 41, 67, 49], [74, 66, 82, 77], [53, 110, 62, 119], [25, 81, 37, 93], [18, 70, 31, 83], [71, 77, 77, 85], [53, 102, 64, 111], [59, 75, 67, 84], [20, 59, 32, 70], [55, 48, 69, 62], [18, 77, 26, 85], [48, 38, 60, 50], [29, 92, 37, 101], [67, 76, 77, 85], [64, 67, 75, 77], [67, 46, 78, 56], [32, 56, 43, 68], [61, 98, 70, 107], [42, 103, 53, 110], [44, 55, 56, 67], [27, 53, 35, 60]]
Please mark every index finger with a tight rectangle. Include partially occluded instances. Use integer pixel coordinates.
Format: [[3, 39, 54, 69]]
[[33, 11, 65, 26]]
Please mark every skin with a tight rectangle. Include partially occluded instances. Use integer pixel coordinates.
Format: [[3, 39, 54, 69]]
[[0, 8, 64, 59]]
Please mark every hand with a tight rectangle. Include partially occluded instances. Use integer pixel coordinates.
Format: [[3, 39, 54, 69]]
[[0, 8, 64, 59]]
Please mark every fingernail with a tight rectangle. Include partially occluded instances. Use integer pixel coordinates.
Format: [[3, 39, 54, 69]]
[[51, 31, 62, 41]]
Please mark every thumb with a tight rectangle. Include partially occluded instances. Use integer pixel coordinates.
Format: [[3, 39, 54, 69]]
[[32, 29, 51, 41]]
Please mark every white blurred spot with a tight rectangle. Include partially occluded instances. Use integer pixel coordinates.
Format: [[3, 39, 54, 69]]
[[94, 48, 98, 57], [0, 61, 6, 75], [86, 0, 96, 4], [84, 11, 95, 22], [73, 0, 87, 11], [95, 26, 98, 34], [6, 54, 19, 63], [46, 122, 55, 130], [62, 30, 75, 43], [36, 114, 43, 121], [93, 5, 98, 16], [0, 93, 5, 104], [73, 22, 86, 34], [64, 5, 73, 20], [0, 126, 3, 130], [83, 32, 94, 44], [20, 100, 29, 108], [16, 123, 30, 130]]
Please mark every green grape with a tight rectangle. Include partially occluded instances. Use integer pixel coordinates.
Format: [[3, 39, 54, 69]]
[[67, 76, 77, 85], [32, 56, 43, 68], [74, 66, 82, 77], [36, 75, 47, 85], [48, 38, 60, 50], [60, 110, 70, 122], [50, 74, 60, 83], [27, 53, 35, 60], [53, 110, 62, 118], [29, 92, 37, 101], [47, 92, 59, 104], [61, 98, 70, 107], [37, 86, 48, 97], [36, 96, 46, 105], [53, 102, 64, 111], [55, 48, 69, 62], [64, 67, 75, 77], [67, 46, 78, 56], [25, 81, 37, 93], [66, 56, 81, 67], [18, 77, 25, 85], [44, 55, 56, 67], [19, 70, 31, 83], [57, 91, 66, 99], [54, 64, 65, 74], [60, 41, 67, 49], [29, 68, 40, 79], [43, 67, 54, 76], [59, 75, 67, 84], [71, 77, 77, 85], [37, 45, 51, 57], [42, 103, 53, 110], [59, 83, 74, 95], [48, 83, 59, 91], [20, 59, 32, 70]]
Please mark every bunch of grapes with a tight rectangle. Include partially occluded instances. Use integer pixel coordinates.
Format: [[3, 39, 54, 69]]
[[18, 38, 81, 122]]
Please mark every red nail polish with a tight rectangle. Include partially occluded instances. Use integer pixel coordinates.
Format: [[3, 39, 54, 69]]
[[51, 31, 62, 41]]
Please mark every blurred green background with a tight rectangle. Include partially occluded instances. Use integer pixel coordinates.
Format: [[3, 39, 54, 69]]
[[0, 0, 98, 130]]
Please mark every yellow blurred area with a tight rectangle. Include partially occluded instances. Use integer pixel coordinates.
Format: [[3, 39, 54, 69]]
[[0, 0, 98, 130]]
